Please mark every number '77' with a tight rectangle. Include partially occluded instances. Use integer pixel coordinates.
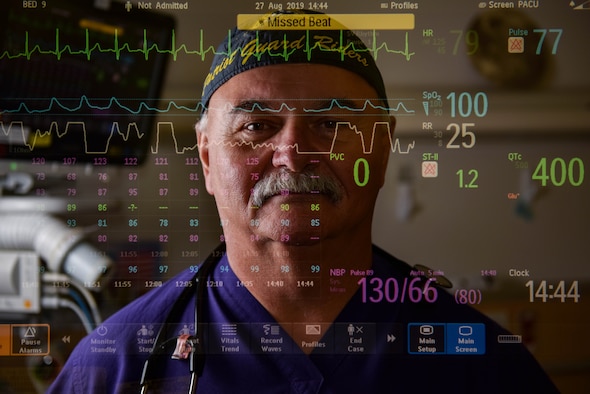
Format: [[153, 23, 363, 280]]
[[533, 29, 563, 55]]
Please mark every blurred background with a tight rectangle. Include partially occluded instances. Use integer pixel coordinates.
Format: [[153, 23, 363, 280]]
[[0, 0, 588, 392]]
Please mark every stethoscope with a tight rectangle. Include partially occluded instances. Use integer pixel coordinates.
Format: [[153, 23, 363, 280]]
[[139, 243, 225, 394], [137, 243, 452, 393]]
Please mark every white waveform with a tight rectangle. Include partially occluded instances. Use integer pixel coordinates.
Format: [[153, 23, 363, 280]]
[[1, 120, 414, 156], [332, 121, 415, 155], [150, 122, 197, 154], [213, 122, 414, 155], [0, 121, 144, 154]]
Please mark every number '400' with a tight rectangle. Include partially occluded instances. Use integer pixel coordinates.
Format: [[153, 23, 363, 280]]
[[532, 157, 584, 187]]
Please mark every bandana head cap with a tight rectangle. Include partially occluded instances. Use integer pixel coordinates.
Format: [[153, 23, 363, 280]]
[[201, 10, 387, 109]]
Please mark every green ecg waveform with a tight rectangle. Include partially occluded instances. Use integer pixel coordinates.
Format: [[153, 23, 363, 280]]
[[0, 29, 415, 62]]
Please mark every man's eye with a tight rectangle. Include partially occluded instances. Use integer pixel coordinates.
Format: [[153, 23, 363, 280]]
[[244, 122, 266, 132], [321, 120, 338, 130]]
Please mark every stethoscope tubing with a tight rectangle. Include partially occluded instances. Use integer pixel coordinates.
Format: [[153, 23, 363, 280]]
[[139, 243, 226, 393]]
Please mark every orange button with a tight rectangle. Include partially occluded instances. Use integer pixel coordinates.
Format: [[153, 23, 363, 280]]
[[0, 325, 10, 356]]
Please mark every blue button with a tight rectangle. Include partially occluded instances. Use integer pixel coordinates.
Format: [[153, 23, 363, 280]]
[[407, 323, 446, 354], [446, 323, 485, 355]]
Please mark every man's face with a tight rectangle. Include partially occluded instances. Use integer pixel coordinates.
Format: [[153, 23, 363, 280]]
[[197, 63, 394, 247]]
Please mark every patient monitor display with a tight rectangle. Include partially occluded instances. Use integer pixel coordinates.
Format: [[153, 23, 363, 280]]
[[0, 0, 588, 392]]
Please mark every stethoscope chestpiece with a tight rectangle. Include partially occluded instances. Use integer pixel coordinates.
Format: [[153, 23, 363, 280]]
[[411, 264, 453, 289], [172, 334, 196, 360]]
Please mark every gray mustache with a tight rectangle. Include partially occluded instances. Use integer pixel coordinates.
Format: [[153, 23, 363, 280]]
[[250, 170, 344, 208]]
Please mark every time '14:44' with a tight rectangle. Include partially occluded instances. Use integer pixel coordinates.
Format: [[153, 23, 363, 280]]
[[525, 280, 580, 303]]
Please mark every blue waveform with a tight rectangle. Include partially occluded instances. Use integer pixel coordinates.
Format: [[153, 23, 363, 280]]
[[3, 97, 415, 116], [2, 96, 202, 115]]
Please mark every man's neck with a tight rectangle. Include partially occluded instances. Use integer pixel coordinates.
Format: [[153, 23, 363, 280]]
[[225, 232, 373, 354]]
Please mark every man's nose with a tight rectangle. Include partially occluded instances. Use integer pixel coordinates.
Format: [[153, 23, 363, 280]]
[[271, 121, 319, 173]]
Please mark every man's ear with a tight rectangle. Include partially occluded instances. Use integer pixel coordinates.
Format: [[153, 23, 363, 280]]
[[196, 123, 214, 196], [389, 115, 396, 134]]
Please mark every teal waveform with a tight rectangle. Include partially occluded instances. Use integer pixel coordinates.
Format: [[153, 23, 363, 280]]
[[2, 96, 203, 115], [0, 28, 415, 62], [3, 96, 415, 116]]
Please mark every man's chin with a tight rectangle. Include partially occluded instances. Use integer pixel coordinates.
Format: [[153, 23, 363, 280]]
[[275, 235, 323, 247], [254, 225, 324, 247]]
